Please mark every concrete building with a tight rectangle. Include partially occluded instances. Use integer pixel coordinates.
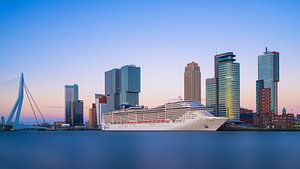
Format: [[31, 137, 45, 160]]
[[88, 103, 97, 129], [120, 65, 141, 106], [184, 62, 201, 103], [254, 113, 295, 129], [259, 88, 271, 114], [95, 94, 107, 128], [105, 69, 121, 112], [240, 108, 255, 125], [103, 65, 141, 113], [254, 107, 294, 129]]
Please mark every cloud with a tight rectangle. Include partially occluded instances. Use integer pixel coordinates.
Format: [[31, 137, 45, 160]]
[[45, 106, 63, 109]]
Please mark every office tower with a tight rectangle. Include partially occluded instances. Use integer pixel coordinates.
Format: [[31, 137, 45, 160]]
[[217, 52, 240, 120], [104, 65, 141, 113], [65, 84, 79, 124], [256, 80, 264, 114], [256, 48, 279, 114], [88, 103, 97, 129], [105, 69, 121, 112], [71, 100, 84, 126], [120, 65, 141, 106], [214, 53, 224, 113], [260, 88, 271, 114], [205, 78, 217, 114], [184, 62, 201, 103]]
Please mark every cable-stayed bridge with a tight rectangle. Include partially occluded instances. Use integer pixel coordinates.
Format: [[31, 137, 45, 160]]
[[1, 73, 48, 130]]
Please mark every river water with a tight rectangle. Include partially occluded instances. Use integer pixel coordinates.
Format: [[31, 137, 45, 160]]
[[0, 131, 299, 169]]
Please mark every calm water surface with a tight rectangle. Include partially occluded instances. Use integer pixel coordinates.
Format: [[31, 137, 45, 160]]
[[0, 131, 299, 169]]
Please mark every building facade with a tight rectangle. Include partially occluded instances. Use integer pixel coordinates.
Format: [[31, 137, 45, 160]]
[[254, 113, 294, 129], [96, 94, 107, 128], [88, 103, 97, 129], [71, 100, 84, 126], [240, 108, 255, 125], [65, 84, 79, 124], [259, 88, 271, 114], [205, 78, 217, 114], [217, 52, 240, 120], [257, 48, 279, 114], [184, 62, 201, 103], [104, 65, 141, 113], [105, 69, 121, 112], [120, 65, 141, 106], [205, 52, 240, 120]]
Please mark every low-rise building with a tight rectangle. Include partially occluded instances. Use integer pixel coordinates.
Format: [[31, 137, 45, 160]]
[[254, 111, 295, 129], [295, 114, 300, 128], [240, 108, 255, 125]]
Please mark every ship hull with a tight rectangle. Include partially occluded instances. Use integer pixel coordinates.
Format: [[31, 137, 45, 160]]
[[103, 117, 227, 131]]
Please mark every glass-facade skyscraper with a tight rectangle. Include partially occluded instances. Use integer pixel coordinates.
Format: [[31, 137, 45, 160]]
[[120, 65, 141, 106], [217, 53, 240, 120], [65, 84, 79, 124], [206, 52, 240, 120], [205, 78, 217, 114], [103, 65, 141, 113], [257, 48, 279, 114], [65, 84, 84, 126], [105, 69, 121, 112], [71, 100, 84, 126]]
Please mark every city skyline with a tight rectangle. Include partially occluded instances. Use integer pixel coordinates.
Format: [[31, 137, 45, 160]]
[[1, 0, 300, 122]]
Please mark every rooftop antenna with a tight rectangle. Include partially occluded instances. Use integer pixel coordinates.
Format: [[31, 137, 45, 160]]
[[265, 47, 268, 54], [215, 47, 218, 55]]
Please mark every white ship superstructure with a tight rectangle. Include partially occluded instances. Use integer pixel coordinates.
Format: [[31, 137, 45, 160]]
[[102, 101, 228, 131]]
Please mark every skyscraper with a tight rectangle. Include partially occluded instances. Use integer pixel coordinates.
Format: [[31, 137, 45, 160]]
[[103, 65, 141, 113], [213, 52, 229, 112], [65, 84, 84, 126], [184, 62, 201, 103], [120, 65, 141, 106], [206, 52, 240, 120], [256, 48, 279, 114], [205, 78, 217, 114], [105, 69, 121, 112], [71, 100, 84, 126], [88, 103, 97, 129], [217, 52, 240, 120], [65, 84, 79, 124]]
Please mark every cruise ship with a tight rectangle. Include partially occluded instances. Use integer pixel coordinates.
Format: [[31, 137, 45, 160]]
[[102, 101, 228, 131]]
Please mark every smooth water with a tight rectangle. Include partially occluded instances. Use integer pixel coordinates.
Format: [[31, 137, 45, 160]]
[[0, 131, 299, 169]]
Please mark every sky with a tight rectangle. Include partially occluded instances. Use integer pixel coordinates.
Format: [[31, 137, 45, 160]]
[[0, 0, 300, 123]]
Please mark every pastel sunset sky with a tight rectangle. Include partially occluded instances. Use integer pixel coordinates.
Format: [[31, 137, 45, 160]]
[[1, 0, 300, 123]]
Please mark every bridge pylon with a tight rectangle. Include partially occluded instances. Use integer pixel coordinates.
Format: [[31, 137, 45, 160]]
[[5, 73, 24, 129], [3, 73, 47, 130]]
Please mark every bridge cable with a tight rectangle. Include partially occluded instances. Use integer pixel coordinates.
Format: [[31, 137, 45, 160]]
[[24, 83, 46, 124], [24, 85, 40, 126]]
